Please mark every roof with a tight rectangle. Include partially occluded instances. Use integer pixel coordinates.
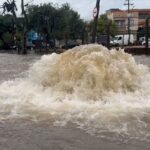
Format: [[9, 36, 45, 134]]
[[107, 9, 150, 14]]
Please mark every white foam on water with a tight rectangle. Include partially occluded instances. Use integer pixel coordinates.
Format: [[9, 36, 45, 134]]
[[0, 44, 150, 142]]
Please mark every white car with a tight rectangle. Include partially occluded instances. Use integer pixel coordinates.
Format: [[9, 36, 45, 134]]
[[139, 37, 145, 43], [111, 34, 135, 46], [142, 39, 150, 46]]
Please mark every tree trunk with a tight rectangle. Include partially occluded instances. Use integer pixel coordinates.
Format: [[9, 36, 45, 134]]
[[12, 10, 19, 28], [21, 0, 28, 54]]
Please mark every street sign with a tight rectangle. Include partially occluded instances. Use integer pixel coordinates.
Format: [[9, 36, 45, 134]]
[[93, 7, 98, 18]]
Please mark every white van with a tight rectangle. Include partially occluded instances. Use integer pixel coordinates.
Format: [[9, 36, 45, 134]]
[[142, 39, 150, 46], [111, 34, 135, 46]]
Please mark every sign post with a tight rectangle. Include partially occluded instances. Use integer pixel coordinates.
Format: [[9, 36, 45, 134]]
[[92, 0, 100, 43], [93, 7, 98, 18]]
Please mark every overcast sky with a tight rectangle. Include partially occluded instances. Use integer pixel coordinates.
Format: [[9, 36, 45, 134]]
[[0, 0, 150, 20]]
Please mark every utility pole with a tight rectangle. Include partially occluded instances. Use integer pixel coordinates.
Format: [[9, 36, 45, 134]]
[[106, 21, 110, 49], [145, 16, 150, 50], [21, 0, 29, 54], [21, 0, 26, 54], [124, 0, 134, 45], [92, 0, 100, 43]]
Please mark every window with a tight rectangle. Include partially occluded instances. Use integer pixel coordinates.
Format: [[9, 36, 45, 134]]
[[115, 20, 126, 28], [139, 14, 150, 19], [118, 37, 122, 40], [130, 19, 134, 26]]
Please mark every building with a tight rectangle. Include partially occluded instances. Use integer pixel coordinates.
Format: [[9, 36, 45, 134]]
[[106, 9, 150, 39], [137, 9, 150, 28]]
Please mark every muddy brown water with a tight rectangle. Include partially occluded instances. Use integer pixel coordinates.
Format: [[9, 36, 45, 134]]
[[0, 53, 150, 150]]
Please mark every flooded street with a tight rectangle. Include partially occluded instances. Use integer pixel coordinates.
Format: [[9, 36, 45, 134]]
[[1, 119, 150, 150], [0, 54, 39, 83], [0, 45, 150, 150]]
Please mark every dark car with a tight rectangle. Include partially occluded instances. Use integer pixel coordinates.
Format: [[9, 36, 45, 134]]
[[97, 35, 108, 46], [62, 40, 79, 49]]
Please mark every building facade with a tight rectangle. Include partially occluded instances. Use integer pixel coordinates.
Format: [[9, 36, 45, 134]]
[[106, 9, 150, 39], [137, 9, 150, 28]]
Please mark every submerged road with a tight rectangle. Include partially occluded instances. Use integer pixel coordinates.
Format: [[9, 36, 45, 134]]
[[0, 53, 150, 150]]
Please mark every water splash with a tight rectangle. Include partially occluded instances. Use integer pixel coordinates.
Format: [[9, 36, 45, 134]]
[[30, 44, 148, 100], [0, 44, 150, 142]]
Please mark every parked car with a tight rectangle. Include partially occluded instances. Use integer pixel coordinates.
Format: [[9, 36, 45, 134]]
[[97, 35, 108, 46], [62, 40, 79, 49], [26, 39, 35, 49], [139, 36, 145, 43], [142, 39, 150, 46], [110, 34, 135, 46]]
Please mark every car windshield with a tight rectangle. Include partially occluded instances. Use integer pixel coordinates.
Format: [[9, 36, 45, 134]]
[[113, 37, 119, 40], [144, 39, 150, 41]]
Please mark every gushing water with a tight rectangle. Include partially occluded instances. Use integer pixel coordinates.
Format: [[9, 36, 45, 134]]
[[1, 44, 150, 142]]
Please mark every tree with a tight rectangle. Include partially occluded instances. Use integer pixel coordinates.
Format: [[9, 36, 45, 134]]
[[2, 0, 18, 27], [0, 14, 16, 49], [97, 14, 117, 36], [90, 14, 117, 37], [0, 2, 85, 51], [27, 3, 85, 46], [53, 3, 85, 46], [21, 0, 29, 54]]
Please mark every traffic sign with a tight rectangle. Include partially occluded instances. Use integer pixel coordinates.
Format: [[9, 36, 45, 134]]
[[93, 7, 98, 18]]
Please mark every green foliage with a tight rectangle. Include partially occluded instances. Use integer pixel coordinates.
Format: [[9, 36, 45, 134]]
[[0, 14, 15, 48], [2, 0, 18, 27], [3, 32, 13, 43], [27, 3, 85, 40], [0, 14, 13, 25], [138, 27, 150, 38], [0, 40, 4, 48], [90, 14, 117, 37], [97, 14, 117, 36], [0, 2, 85, 49]]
